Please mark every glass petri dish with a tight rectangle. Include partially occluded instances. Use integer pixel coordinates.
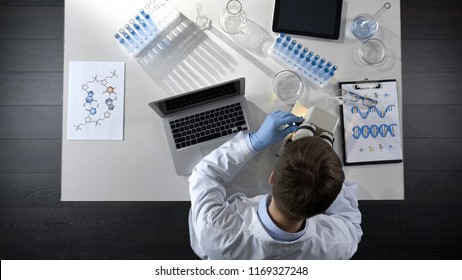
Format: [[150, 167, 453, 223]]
[[272, 70, 304, 105], [359, 38, 388, 65]]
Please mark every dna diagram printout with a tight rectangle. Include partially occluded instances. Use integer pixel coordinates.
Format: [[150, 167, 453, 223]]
[[340, 80, 403, 164], [67, 61, 125, 140]]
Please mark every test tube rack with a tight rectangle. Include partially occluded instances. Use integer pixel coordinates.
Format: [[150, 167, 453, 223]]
[[269, 33, 338, 88], [113, 0, 181, 57]]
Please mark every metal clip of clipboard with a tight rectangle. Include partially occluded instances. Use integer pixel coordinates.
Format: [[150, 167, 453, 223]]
[[353, 78, 382, 90]]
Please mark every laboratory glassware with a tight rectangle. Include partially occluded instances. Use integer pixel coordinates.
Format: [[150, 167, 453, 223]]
[[219, 0, 247, 34], [351, 2, 391, 40], [195, 3, 211, 30], [272, 70, 304, 105]]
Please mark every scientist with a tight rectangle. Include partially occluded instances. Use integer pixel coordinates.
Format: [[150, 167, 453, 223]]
[[188, 110, 362, 259]]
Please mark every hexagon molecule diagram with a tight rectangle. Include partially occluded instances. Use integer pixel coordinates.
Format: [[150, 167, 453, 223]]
[[74, 70, 118, 131]]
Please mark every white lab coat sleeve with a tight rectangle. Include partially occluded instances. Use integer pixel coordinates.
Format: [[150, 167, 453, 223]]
[[323, 180, 363, 257], [188, 132, 257, 249]]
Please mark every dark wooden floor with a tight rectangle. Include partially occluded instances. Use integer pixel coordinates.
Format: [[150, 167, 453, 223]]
[[1, 0, 461, 259]]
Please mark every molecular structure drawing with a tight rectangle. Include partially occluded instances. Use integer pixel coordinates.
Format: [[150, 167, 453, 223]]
[[74, 70, 118, 131]]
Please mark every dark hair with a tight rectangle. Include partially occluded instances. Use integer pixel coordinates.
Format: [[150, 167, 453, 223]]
[[272, 136, 344, 220]]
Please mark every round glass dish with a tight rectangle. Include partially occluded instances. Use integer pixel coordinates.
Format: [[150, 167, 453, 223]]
[[272, 70, 304, 105], [359, 38, 388, 65]]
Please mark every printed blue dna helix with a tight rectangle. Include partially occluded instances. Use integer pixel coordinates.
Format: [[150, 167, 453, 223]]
[[351, 104, 395, 119], [352, 124, 397, 139]]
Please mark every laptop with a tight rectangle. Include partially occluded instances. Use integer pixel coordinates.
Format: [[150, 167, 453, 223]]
[[149, 77, 254, 175]]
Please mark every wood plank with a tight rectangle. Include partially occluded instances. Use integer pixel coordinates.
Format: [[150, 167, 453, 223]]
[[402, 40, 462, 72], [354, 237, 462, 259], [401, 8, 462, 39], [351, 238, 400, 259], [0, 106, 62, 139], [404, 171, 462, 203], [358, 204, 400, 238], [0, 173, 70, 207], [0, 207, 73, 259], [402, 105, 462, 138], [68, 206, 196, 259], [403, 138, 462, 171], [400, 203, 462, 238], [0, 73, 63, 106], [0, 39, 63, 72], [351, 204, 400, 259], [0, 0, 63, 6], [401, 0, 462, 8], [0, 139, 61, 172], [398, 203, 462, 259], [0, 7, 64, 39], [402, 72, 462, 105]]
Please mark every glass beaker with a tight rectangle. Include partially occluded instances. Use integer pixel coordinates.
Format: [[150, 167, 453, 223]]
[[219, 0, 247, 34], [195, 3, 211, 30], [351, 2, 391, 40]]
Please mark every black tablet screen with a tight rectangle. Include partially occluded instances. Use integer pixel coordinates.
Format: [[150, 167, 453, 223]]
[[273, 0, 343, 39]]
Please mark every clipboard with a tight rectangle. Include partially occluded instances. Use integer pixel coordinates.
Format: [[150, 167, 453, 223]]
[[339, 79, 403, 165]]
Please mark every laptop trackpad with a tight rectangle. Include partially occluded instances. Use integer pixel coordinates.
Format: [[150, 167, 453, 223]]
[[200, 141, 223, 157]]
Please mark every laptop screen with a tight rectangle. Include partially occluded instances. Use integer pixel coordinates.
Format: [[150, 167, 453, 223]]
[[151, 78, 244, 116]]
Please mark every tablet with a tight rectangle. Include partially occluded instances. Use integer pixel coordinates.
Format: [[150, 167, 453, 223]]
[[272, 0, 343, 40]]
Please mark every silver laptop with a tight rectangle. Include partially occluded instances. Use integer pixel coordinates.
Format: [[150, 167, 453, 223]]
[[149, 77, 254, 175]]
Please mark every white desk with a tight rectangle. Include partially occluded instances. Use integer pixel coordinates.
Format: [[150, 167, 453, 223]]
[[62, 0, 404, 201]]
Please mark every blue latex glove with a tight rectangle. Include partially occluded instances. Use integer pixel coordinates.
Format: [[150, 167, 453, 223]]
[[249, 110, 304, 151]]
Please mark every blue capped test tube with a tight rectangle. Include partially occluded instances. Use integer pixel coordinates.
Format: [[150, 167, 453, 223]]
[[307, 55, 320, 71], [274, 37, 283, 51], [322, 65, 338, 81], [318, 61, 333, 79], [140, 9, 158, 30], [280, 39, 289, 52], [290, 44, 302, 59], [286, 39, 297, 56], [130, 19, 148, 40], [135, 15, 155, 35], [301, 51, 314, 67], [119, 29, 139, 49], [296, 52, 306, 64], [114, 33, 131, 52], [290, 48, 299, 59], [295, 43, 303, 54], [284, 36, 291, 47], [313, 58, 326, 74], [125, 24, 144, 44]]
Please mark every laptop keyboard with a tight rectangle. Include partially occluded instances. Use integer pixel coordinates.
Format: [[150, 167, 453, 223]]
[[169, 102, 248, 149]]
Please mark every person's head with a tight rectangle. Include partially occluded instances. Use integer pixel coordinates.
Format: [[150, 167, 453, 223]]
[[270, 136, 344, 221]]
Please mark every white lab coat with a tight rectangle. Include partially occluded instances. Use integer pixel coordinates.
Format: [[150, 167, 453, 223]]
[[188, 132, 363, 260]]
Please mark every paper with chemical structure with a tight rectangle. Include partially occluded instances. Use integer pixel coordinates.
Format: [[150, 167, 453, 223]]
[[67, 61, 125, 140]]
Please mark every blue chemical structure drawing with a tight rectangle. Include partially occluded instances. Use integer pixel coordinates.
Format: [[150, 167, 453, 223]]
[[74, 70, 118, 131], [351, 104, 395, 119], [352, 123, 397, 139]]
